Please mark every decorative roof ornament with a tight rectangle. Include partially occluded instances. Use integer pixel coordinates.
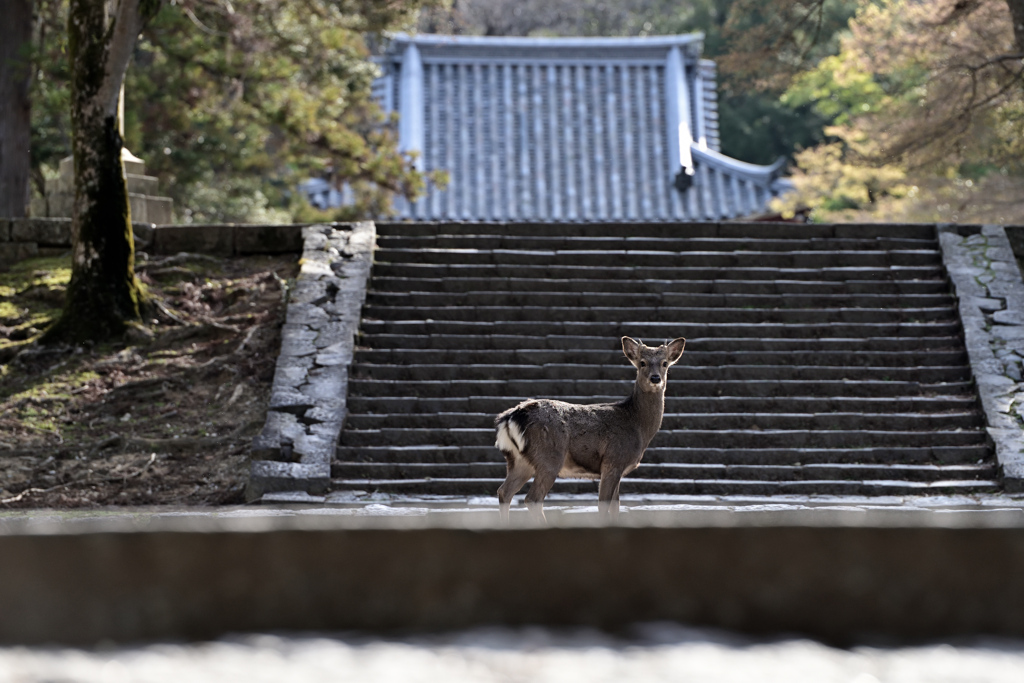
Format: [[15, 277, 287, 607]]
[[375, 32, 791, 221]]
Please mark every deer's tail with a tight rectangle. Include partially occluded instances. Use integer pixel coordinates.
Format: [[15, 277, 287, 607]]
[[494, 402, 532, 456]]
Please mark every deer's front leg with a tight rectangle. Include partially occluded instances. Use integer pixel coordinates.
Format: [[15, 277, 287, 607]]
[[598, 466, 624, 516]]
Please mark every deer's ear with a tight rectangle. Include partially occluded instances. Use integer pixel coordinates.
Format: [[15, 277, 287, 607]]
[[665, 337, 686, 365], [622, 336, 642, 365]]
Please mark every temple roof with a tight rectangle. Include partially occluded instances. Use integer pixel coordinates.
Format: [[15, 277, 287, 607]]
[[374, 33, 790, 221]]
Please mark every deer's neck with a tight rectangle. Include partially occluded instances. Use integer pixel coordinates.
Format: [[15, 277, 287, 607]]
[[625, 381, 666, 446]]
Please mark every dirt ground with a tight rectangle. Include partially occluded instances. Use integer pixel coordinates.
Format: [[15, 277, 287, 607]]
[[0, 250, 298, 508]]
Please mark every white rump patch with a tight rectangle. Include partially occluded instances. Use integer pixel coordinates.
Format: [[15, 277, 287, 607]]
[[495, 419, 526, 455]]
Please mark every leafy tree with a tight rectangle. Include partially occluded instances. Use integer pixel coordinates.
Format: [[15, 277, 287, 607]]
[[774, 0, 1024, 222], [29, 1, 437, 224], [40, 0, 436, 343]]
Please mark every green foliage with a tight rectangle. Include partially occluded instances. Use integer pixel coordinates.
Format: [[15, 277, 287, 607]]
[[29, 0, 435, 223], [774, 0, 1024, 224], [782, 53, 886, 125], [718, 93, 827, 165]]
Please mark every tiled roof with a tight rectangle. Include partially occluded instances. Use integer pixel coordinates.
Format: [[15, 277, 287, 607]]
[[376, 33, 790, 221]]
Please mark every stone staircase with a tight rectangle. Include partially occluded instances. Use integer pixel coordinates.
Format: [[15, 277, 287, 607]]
[[332, 221, 1000, 499]]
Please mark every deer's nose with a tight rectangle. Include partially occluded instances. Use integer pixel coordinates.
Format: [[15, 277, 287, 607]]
[[650, 374, 662, 384]]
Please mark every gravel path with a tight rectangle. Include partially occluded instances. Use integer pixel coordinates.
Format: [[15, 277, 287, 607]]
[[3, 625, 1024, 683]]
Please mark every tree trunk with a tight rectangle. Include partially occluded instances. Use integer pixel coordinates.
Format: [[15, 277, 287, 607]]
[[1007, 0, 1024, 56], [0, 0, 33, 218], [46, 0, 151, 343]]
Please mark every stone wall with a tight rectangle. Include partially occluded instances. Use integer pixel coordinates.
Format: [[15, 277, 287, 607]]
[[0, 218, 311, 266], [247, 222, 375, 500], [940, 224, 1024, 491]]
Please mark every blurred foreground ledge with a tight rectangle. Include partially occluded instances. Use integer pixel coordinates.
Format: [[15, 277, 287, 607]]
[[2, 506, 1024, 646]]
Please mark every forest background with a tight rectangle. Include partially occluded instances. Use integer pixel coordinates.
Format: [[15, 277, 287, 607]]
[[11, 0, 1024, 226]]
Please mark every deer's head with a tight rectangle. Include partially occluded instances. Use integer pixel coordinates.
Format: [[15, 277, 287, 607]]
[[622, 336, 686, 393]]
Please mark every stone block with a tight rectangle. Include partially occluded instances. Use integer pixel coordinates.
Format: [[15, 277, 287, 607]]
[[315, 342, 352, 367], [235, 224, 303, 254], [47, 193, 73, 218], [246, 461, 330, 500], [993, 308, 1024, 325], [299, 256, 334, 277], [305, 365, 347, 401], [305, 404, 345, 426], [0, 219, 9, 241], [145, 196, 174, 225], [314, 322, 348, 347], [10, 218, 72, 246], [982, 224, 1008, 239], [278, 324, 319, 357], [991, 325, 1024, 342], [989, 426, 1024, 491], [151, 224, 234, 256], [259, 490, 327, 504], [268, 387, 314, 413], [272, 363, 310, 389], [126, 174, 159, 195], [285, 301, 330, 328], [986, 246, 1017, 263], [295, 432, 334, 466], [0, 241, 39, 265]]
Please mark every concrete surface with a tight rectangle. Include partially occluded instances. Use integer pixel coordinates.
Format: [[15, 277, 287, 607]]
[[3, 625, 1024, 682], [4, 499, 1024, 646]]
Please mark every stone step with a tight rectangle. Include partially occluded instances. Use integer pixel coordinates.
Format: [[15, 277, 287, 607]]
[[337, 427, 985, 449], [347, 394, 980, 415], [334, 445, 992, 465], [374, 220, 940, 240], [358, 334, 965, 353], [331, 220, 996, 500], [343, 411, 984, 431], [365, 290, 952, 309], [328, 477, 1000, 497], [349, 363, 970, 383], [331, 461, 997, 483], [345, 378, 973, 398], [370, 276, 951, 295], [362, 304, 955, 325], [374, 247, 942, 269], [376, 234, 937, 252], [369, 263, 946, 282], [352, 348, 968, 368], [357, 319, 961, 339]]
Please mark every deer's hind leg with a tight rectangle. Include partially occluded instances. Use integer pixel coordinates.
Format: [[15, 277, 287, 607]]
[[522, 431, 567, 521], [497, 453, 534, 522]]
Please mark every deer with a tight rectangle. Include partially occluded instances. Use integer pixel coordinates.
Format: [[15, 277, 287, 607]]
[[493, 336, 686, 520]]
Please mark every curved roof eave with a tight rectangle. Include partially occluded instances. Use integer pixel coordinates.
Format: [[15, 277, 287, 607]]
[[387, 31, 705, 50], [691, 144, 787, 180]]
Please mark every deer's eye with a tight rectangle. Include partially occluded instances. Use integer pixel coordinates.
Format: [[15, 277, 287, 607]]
[[639, 361, 646, 367], [662, 362, 668, 367]]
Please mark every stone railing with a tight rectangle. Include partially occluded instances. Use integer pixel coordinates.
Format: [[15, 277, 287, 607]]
[[247, 222, 375, 501], [940, 223, 1024, 490]]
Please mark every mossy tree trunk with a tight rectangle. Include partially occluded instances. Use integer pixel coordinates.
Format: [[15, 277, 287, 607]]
[[47, 0, 160, 343]]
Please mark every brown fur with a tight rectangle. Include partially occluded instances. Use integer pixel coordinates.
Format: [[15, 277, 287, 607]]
[[494, 336, 686, 519]]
